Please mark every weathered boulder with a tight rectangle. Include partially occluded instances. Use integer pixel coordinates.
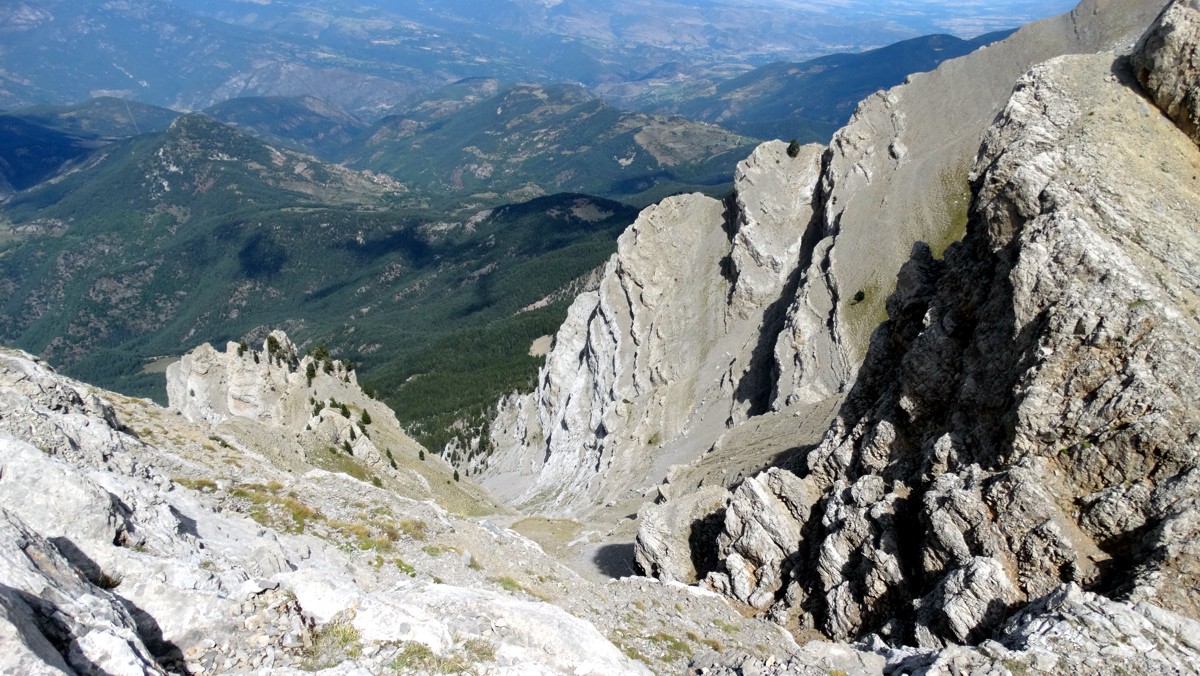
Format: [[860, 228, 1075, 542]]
[[706, 468, 821, 612], [634, 485, 731, 583], [912, 556, 1019, 648], [1133, 0, 1200, 144]]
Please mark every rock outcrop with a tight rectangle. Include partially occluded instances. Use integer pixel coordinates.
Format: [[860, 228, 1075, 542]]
[[687, 0, 1200, 653]]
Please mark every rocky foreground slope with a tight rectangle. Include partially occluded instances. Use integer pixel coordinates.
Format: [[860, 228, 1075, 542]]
[[2, 335, 836, 675]]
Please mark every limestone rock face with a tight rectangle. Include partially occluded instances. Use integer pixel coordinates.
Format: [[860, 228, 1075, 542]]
[[483, 141, 825, 515], [0, 505, 161, 676], [699, 43, 1200, 646], [707, 469, 820, 611], [769, 0, 1167, 409], [1133, 0, 1200, 143]]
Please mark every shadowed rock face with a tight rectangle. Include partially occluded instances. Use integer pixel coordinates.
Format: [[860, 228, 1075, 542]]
[[694, 0, 1200, 659]]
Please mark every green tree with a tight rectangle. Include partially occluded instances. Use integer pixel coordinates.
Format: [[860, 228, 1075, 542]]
[[787, 139, 801, 158], [360, 410, 372, 425]]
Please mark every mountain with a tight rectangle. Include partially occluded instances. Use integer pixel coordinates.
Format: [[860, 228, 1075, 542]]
[[0, 0, 431, 116], [6, 1, 1200, 674], [203, 95, 367, 161], [672, 31, 1015, 143], [0, 113, 638, 453], [343, 82, 759, 204], [0, 98, 179, 200]]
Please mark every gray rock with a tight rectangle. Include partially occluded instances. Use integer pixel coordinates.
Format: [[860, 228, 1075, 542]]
[[0, 508, 162, 675], [709, 469, 821, 611], [1133, 0, 1200, 145], [634, 485, 730, 583], [913, 557, 1018, 648]]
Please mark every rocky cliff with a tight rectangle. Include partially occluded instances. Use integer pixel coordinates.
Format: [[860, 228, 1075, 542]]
[[636, 0, 1200, 671], [481, 0, 1168, 520]]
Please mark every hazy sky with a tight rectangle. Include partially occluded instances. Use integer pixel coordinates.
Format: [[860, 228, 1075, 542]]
[[756, 0, 1083, 35]]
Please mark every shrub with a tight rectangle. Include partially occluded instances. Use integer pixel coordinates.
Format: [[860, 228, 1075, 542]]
[[786, 139, 801, 158]]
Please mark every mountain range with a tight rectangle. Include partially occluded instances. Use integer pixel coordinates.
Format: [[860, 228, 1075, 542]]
[[0, 0, 1074, 119]]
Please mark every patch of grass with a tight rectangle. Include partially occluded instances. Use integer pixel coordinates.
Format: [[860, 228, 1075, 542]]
[[491, 576, 523, 593], [461, 638, 496, 663], [303, 620, 361, 670], [282, 496, 320, 530], [329, 520, 371, 540], [173, 477, 217, 492], [615, 640, 649, 665], [91, 570, 123, 590], [399, 519, 428, 541], [713, 619, 740, 634], [389, 638, 495, 674], [649, 632, 691, 661], [311, 448, 372, 482], [843, 279, 891, 357], [931, 164, 971, 260], [394, 558, 416, 576], [232, 482, 321, 534], [687, 631, 723, 653]]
